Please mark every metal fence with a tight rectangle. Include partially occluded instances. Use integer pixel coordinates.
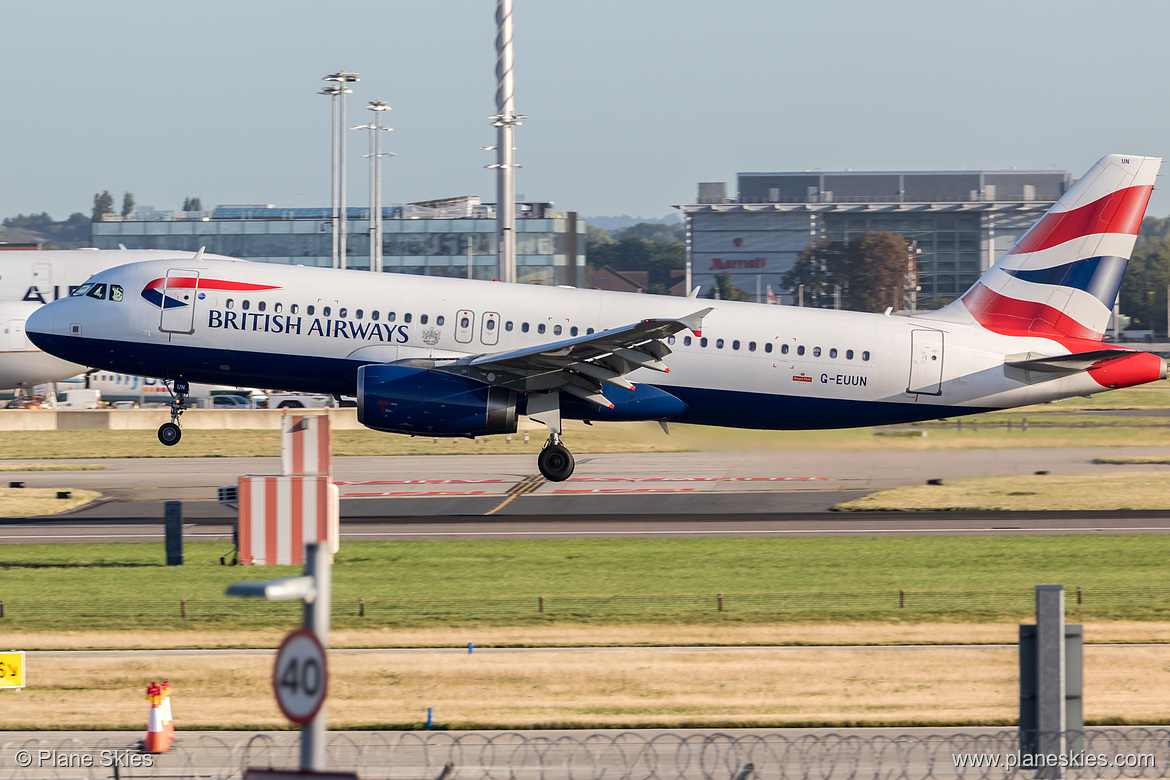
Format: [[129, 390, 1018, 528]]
[[2, 587, 1170, 625], [1, 729, 1167, 780]]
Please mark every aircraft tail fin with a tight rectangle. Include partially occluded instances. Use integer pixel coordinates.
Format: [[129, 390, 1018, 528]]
[[921, 154, 1160, 342]]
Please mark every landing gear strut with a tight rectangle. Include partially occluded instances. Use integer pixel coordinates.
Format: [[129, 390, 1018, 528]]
[[158, 378, 190, 446], [538, 433, 575, 482]]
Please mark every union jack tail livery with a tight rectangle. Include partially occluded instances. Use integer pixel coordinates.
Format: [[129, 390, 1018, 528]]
[[926, 154, 1160, 343]]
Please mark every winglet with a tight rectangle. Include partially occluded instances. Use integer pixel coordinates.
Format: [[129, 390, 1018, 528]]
[[678, 307, 714, 337]]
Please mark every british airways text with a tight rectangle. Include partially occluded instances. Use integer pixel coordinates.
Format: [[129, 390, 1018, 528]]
[[207, 310, 409, 342]]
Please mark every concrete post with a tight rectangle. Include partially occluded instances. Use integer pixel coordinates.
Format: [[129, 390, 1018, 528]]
[[1036, 584, 1066, 769], [164, 501, 183, 566]]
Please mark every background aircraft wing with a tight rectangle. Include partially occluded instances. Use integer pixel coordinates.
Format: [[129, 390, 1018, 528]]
[[452, 308, 712, 407]]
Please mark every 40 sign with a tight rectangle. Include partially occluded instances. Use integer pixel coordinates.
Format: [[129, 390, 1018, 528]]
[[273, 628, 328, 724]]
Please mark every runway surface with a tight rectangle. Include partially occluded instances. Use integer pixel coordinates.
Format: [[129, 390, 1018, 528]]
[[3, 447, 1170, 540]]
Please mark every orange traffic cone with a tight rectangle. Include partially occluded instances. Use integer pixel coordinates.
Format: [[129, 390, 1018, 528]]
[[160, 681, 174, 746], [144, 682, 168, 753]]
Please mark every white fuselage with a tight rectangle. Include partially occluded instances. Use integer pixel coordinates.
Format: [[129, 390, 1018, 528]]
[[25, 257, 1156, 429]]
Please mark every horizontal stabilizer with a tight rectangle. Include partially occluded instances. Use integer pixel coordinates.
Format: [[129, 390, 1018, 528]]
[[1005, 349, 1137, 373]]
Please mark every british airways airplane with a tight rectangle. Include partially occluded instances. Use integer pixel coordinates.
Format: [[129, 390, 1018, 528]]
[[26, 154, 1166, 481]]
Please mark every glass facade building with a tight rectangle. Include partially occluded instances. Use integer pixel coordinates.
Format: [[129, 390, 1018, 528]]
[[680, 168, 1069, 305], [92, 201, 586, 287]]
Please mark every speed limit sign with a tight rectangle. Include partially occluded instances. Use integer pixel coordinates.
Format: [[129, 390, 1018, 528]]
[[273, 628, 328, 724]]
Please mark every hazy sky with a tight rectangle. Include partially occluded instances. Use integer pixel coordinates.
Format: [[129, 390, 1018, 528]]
[[6, 0, 1170, 223]]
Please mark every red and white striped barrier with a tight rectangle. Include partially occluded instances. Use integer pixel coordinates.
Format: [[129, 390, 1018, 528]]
[[239, 475, 340, 565], [280, 413, 332, 478]]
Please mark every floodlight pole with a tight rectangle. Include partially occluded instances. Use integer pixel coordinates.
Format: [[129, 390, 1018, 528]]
[[323, 71, 359, 270], [493, 0, 524, 284], [319, 85, 341, 269], [354, 102, 393, 274]]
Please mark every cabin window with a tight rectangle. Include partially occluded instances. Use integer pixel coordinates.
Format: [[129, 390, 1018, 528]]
[[437, 315, 445, 326], [505, 321, 514, 331], [667, 335, 676, 345], [322, 306, 330, 317], [829, 348, 838, 358], [587, 327, 595, 334], [355, 309, 363, 319], [522, 322, 530, 333], [764, 343, 772, 353], [846, 349, 854, 359], [257, 301, 266, 312], [684, 336, 692, 346], [716, 338, 724, 349], [86, 283, 107, 300], [404, 313, 412, 323], [732, 340, 740, 350], [371, 310, 379, 321], [781, 344, 789, 354], [797, 345, 805, 356], [486, 319, 496, 331], [570, 326, 579, 336], [307, 305, 315, 315], [700, 337, 709, 348], [242, 300, 251, 311], [338, 307, 347, 318], [70, 283, 95, 297], [420, 314, 429, 325], [862, 351, 871, 361], [460, 316, 470, 328], [110, 285, 124, 302], [274, 303, 283, 314], [291, 304, 299, 314], [538, 323, 546, 334], [387, 312, 395, 322], [225, 298, 235, 309], [553, 325, 562, 335], [812, 347, 821, 357], [748, 341, 756, 352]]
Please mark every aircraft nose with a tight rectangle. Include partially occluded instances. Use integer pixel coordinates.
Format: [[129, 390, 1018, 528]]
[[25, 303, 56, 349]]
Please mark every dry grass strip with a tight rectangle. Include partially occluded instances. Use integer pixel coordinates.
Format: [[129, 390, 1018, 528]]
[[12, 622, 1170, 651], [4, 645, 1169, 730], [0, 487, 101, 518]]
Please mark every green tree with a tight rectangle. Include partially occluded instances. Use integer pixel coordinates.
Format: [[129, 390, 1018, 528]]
[[120, 192, 135, 218], [841, 231, 908, 312], [585, 224, 684, 294], [91, 190, 114, 222], [706, 271, 750, 301], [182, 197, 203, 212], [780, 238, 846, 307], [1120, 236, 1170, 333]]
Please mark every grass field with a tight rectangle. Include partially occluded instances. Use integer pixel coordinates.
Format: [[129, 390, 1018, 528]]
[[834, 472, 1170, 511], [4, 537, 1170, 631], [0, 487, 101, 518], [7, 645, 1170, 730]]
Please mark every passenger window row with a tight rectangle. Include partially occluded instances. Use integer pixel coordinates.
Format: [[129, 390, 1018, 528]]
[[223, 298, 445, 327], [668, 334, 870, 362], [507, 321, 595, 337]]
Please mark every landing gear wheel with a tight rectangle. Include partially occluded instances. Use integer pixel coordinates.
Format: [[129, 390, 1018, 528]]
[[158, 422, 182, 446], [538, 443, 575, 481]]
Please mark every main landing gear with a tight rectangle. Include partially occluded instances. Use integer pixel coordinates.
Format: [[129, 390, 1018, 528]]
[[538, 433, 575, 482], [158, 379, 190, 446]]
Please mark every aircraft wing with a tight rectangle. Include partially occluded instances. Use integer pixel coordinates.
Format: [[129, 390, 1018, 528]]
[[450, 308, 713, 407]]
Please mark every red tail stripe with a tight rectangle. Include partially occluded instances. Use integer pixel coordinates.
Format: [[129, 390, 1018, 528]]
[[962, 282, 1100, 340], [1009, 185, 1152, 256]]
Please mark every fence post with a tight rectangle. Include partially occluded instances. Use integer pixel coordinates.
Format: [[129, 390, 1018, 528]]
[[180, 599, 186, 619], [899, 589, 905, 608], [538, 596, 544, 613], [717, 593, 724, 612], [1076, 586, 1082, 605], [359, 598, 365, 617], [0, 600, 4, 619]]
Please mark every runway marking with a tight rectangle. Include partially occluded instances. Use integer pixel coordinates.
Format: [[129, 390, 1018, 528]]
[[337, 479, 507, 485], [485, 475, 547, 515], [343, 490, 488, 497], [552, 488, 699, 494], [335, 476, 832, 485], [334, 526, 1170, 538]]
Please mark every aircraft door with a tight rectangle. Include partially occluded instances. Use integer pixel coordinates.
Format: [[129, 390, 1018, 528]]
[[8, 319, 31, 351], [907, 329, 944, 395], [481, 312, 500, 346], [158, 269, 201, 334], [32, 263, 52, 300], [455, 309, 474, 343]]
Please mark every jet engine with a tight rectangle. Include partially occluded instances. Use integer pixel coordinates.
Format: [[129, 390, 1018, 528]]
[[357, 364, 517, 437]]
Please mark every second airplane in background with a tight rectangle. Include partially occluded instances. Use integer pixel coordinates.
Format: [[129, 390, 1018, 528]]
[[26, 154, 1166, 480]]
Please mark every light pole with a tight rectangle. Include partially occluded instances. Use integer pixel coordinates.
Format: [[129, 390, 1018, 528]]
[[352, 101, 394, 273], [319, 85, 341, 269], [323, 71, 359, 269], [491, 0, 525, 284]]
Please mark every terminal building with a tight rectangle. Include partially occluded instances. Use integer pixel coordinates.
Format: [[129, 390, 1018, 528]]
[[92, 197, 586, 287], [678, 168, 1069, 306]]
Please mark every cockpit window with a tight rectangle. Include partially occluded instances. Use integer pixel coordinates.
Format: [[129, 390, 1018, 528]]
[[110, 285, 124, 302], [85, 283, 107, 300], [70, 283, 94, 298]]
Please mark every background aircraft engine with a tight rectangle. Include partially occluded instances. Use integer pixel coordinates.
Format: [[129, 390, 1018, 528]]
[[357, 364, 518, 437]]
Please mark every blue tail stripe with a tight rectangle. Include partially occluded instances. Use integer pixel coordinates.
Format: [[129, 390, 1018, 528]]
[[1002, 255, 1127, 307]]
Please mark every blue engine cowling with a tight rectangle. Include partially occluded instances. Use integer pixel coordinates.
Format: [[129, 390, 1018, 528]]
[[358, 364, 518, 437]]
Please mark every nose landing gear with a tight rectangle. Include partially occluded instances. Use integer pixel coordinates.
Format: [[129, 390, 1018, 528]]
[[158, 378, 190, 446]]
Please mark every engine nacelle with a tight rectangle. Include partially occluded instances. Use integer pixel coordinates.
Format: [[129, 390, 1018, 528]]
[[357, 364, 518, 437]]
